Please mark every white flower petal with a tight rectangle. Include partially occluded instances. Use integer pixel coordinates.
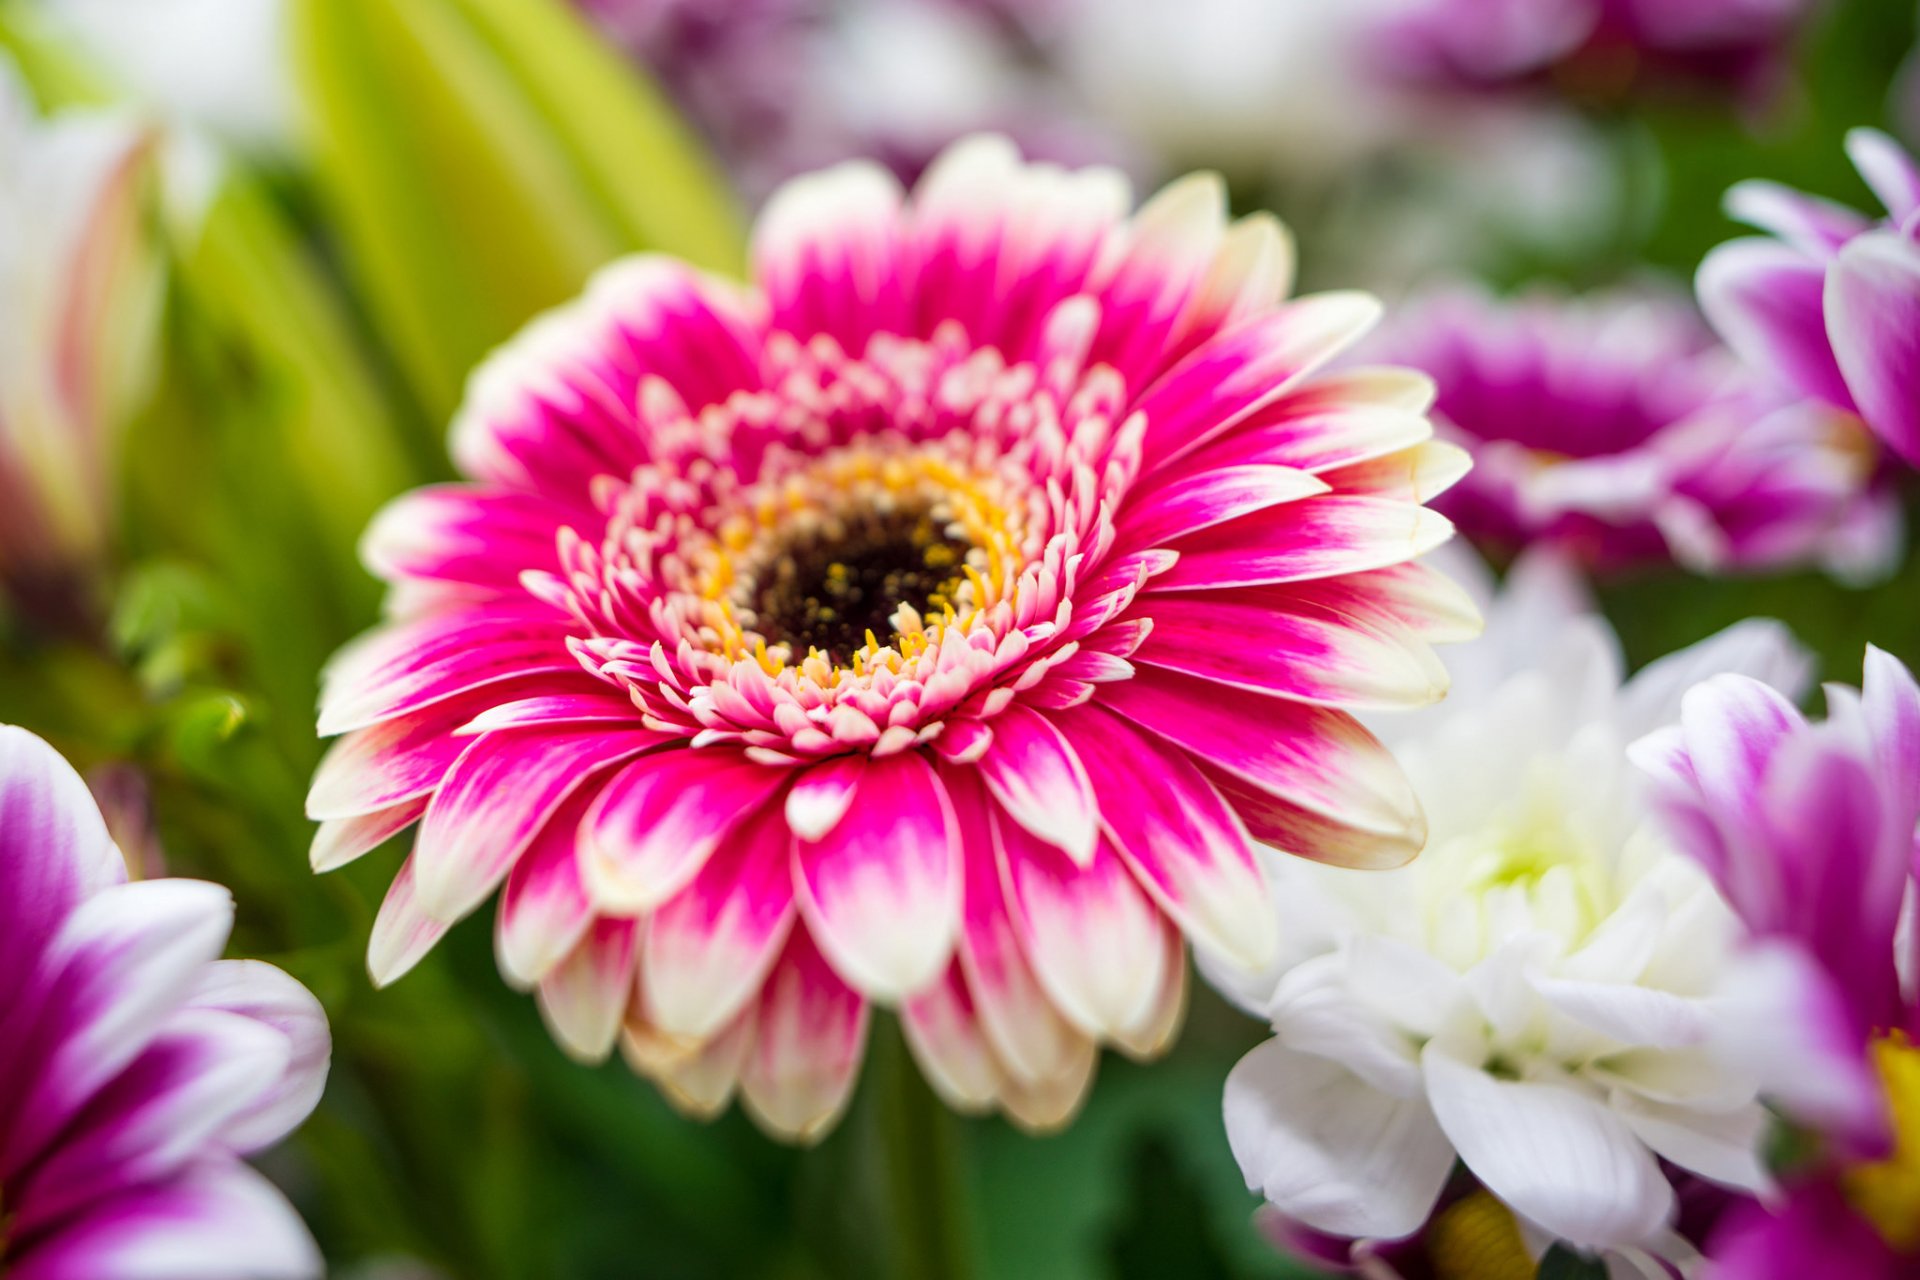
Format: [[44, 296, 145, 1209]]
[[1225, 1039, 1453, 1242], [1423, 1046, 1673, 1250]]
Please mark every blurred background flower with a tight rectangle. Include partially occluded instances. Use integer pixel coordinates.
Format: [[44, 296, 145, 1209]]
[[0, 60, 161, 621], [1368, 283, 1892, 578]]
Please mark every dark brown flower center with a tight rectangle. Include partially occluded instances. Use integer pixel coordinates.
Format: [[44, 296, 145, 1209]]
[[745, 504, 972, 665]]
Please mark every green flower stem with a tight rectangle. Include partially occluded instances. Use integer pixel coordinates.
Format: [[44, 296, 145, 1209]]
[[873, 1019, 974, 1280]]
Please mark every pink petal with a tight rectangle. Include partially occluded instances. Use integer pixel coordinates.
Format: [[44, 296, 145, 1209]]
[[1135, 293, 1383, 471], [1, 880, 233, 1174], [1117, 464, 1328, 549], [974, 705, 1099, 865], [643, 807, 799, 1040], [1149, 496, 1453, 592], [12, 1009, 290, 1234], [754, 160, 907, 351], [493, 789, 599, 990], [308, 799, 424, 874], [7, 1160, 321, 1280], [1846, 128, 1920, 223], [1725, 179, 1872, 255], [901, 963, 1003, 1112], [1827, 229, 1920, 468], [536, 917, 640, 1063], [412, 726, 664, 924], [1697, 238, 1856, 413], [999, 1034, 1099, 1134], [739, 928, 869, 1143], [360, 484, 586, 594], [783, 755, 866, 843], [1101, 667, 1425, 856], [793, 751, 961, 1003], [306, 690, 507, 821], [1057, 704, 1277, 970], [317, 605, 578, 736], [1133, 595, 1446, 709], [1086, 172, 1227, 387], [944, 766, 1083, 1085], [366, 856, 450, 987], [181, 960, 331, 1155], [1170, 404, 1434, 480], [457, 689, 644, 735], [0, 726, 124, 1027], [581, 746, 786, 914], [1202, 762, 1424, 870], [1273, 559, 1483, 645], [995, 813, 1166, 1041]]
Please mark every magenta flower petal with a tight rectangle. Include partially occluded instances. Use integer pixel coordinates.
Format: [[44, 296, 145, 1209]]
[[996, 816, 1166, 1041], [643, 807, 798, 1041], [1063, 704, 1277, 970], [415, 726, 663, 922], [494, 789, 601, 989], [1827, 230, 1920, 468], [795, 752, 961, 1003], [0, 725, 125, 1014], [311, 136, 1472, 1135], [972, 705, 1099, 864], [1703, 130, 1920, 477], [0, 729, 325, 1277], [582, 746, 787, 914], [739, 927, 869, 1143], [8, 1161, 322, 1280]]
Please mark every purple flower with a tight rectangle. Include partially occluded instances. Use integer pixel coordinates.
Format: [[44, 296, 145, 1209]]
[[1698, 130, 1920, 470], [1375, 0, 1816, 106], [0, 725, 327, 1279], [1632, 648, 1920, 1275], [1366, 284, 1891, 576]]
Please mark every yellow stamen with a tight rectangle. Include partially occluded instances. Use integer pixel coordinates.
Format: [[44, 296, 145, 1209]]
[[1845, 1032, 1920, 1252], [1426, 1191, 1536, 1280]]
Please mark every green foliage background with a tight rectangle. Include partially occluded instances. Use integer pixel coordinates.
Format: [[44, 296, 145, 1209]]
[[0, 0, 1915, 1276]]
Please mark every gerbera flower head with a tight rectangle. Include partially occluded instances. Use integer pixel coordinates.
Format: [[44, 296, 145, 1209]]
[[309, 136, 1478, 1141], [1698, 129, 1920, 471], [1370, 284, 1891, 576], [0, 726, 328, 1279]]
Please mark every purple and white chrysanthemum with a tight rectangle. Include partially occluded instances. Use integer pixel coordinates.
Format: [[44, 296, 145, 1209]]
[[0, 726, 328, 1280], [1698, 129, 1920, 472], [1375, 0, 1817, 106], [1634, 648, 1920, 1277], [1368, 284, 1893, 576], [309, 135, 1479, 1141]]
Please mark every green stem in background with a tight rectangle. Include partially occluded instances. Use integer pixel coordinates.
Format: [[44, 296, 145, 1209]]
[[872, 1019, 974, 1280]]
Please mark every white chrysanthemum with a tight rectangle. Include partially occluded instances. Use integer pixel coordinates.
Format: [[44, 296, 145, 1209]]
[[1218, 548, 1853, 1266]]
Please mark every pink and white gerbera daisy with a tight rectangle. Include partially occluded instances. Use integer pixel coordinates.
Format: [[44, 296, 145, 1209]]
[[308, 136, 1477, 1141], [0, 726, 328, 1280], [1368, 284, 1891, 576]]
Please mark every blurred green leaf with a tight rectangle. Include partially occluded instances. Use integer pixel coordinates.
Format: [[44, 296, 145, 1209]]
[[292, 0, 744, 422]]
